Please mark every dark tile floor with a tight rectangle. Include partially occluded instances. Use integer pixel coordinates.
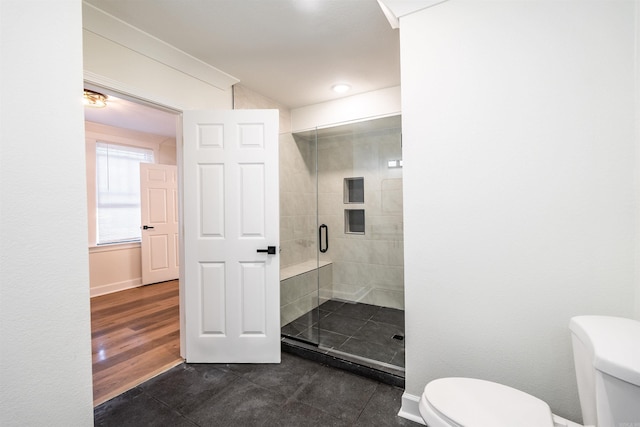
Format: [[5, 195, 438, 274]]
[[282, 300, 405, 368], [94, 352, 420, 426]]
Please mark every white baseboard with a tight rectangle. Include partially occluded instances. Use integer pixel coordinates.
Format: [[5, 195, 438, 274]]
[[398, 392, 426, 425], [90, 278, 142, 298]]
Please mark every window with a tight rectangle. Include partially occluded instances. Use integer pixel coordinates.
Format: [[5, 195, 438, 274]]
[[96, 142, 154, 244]]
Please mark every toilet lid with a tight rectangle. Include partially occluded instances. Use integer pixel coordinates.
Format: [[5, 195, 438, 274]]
[[424, 377, 555, 427]]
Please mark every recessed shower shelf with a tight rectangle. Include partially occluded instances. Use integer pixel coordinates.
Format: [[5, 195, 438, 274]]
[[344, 177, 364, 204], [345, 209, 365, 234]]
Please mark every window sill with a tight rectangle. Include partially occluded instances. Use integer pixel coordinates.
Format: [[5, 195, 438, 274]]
[[89, 242, 141, 253]]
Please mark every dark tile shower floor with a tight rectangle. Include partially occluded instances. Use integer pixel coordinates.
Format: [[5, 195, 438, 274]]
[[282, 300, 405, 369], [94, 352, 419, 426]]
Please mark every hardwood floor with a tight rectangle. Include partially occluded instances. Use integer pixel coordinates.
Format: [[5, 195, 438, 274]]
[[91, 280, 182, 406]]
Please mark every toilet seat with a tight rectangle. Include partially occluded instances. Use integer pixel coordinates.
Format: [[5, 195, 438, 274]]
[[419, 377, 555, 427]]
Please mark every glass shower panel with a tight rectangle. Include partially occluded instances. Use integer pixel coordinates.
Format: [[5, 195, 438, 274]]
[[279, 130, 320, 345], [316, 116, 405, 371]]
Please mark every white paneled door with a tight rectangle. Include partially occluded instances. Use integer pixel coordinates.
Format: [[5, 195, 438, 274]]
[[140, 163, 179, 285], [183, 110, 280, 363]]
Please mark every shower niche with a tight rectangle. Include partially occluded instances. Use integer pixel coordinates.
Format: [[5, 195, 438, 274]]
[[344, 209, 365, 234], [279, 115, 405, 383], [344, 177, 364, 203], [344, 177, 365, 234]]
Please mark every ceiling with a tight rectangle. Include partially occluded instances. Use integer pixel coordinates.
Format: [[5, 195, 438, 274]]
[[83, 91, 179, 137], [84, 0, 400, 109]]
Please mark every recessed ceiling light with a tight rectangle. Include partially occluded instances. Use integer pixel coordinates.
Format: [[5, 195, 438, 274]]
[[332, 83, 351, 94]]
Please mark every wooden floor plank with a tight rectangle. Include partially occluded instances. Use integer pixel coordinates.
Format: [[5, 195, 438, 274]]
[[92, 300, 179, 338], [91, 291, 178, 322], [93, 329, 180, 374], [91, 295, 178, 334], [91, 280, 182, 407], [92, 319, 178, 365]]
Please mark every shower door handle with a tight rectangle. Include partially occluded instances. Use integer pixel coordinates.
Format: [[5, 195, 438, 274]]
[[319, 224, 328, 253]]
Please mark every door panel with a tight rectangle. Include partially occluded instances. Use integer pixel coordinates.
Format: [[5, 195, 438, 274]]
[[239, 164, 265, 236], [140, 163, 179, 285], [201, 262, 226, 334], [240, 262, 267, 334], [199, 165, 225, 236], [149, 235, 169, 269], [183, 110, 279, 363]]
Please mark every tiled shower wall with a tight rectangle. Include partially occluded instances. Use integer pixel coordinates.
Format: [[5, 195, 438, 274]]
[[317, 127, 404, 310], [279, 133, 316, 269], [280, 264, 332, 326]]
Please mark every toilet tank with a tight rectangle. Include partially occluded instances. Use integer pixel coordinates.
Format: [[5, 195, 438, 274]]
[[569, 316, 640, 427]]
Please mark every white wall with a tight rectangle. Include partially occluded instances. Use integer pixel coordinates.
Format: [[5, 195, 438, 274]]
[[400, 0, 638, 423], [0, 1, 94, 426], [83, 3, 233, 110], [233, 84, 292, 133]]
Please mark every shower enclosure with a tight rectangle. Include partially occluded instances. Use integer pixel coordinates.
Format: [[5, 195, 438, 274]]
[[279, 115, 404, 380]]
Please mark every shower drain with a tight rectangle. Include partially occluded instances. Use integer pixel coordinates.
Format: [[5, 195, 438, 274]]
[[392, 334, 404, 341]]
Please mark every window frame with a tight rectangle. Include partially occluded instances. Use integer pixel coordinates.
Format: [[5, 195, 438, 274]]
[[95, 141, 155, 245]]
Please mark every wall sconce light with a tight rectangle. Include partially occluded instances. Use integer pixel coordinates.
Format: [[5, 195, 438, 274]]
[[83, 89, 107, 108], [388, 159, 403, 168]]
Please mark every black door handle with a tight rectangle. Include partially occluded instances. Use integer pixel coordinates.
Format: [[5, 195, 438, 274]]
[[142, 225, 154, 230], [319, 224, 328, 253], [257, 246, 276, 255]]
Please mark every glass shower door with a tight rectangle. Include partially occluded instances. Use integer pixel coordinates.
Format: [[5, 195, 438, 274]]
[[280, 115, 405, 377], [315, 116, 405, 371]]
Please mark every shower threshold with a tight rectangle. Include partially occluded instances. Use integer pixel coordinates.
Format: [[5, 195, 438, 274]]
[[281, 299, 405, 388], [281, 338, 405, 388]]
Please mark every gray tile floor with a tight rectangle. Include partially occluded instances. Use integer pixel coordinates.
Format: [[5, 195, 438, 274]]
[[282, 300, 405, 368], [94, 352, 419, 426]]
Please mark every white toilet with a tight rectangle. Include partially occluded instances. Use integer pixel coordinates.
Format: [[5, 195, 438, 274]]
[[418, 315, 640, 427]]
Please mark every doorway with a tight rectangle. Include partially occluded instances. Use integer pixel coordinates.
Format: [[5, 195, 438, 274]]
[[83, 84, 182, 405]]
